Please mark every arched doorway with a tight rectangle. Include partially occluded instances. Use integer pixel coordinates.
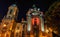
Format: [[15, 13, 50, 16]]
[[31, 17, 40, 37]]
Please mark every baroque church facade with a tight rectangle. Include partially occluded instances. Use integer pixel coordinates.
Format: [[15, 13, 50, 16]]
[[0, 4, 53, 37]]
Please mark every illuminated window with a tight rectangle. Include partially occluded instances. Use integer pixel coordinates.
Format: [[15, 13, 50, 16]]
[[32, 17, 40, 25]]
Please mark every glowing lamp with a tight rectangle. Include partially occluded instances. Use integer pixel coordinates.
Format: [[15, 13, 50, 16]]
[[46, 29, 49, 33], [3, 24, 6, 27]]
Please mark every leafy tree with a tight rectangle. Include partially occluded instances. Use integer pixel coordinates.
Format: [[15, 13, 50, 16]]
[[45, 1, 60, 34]]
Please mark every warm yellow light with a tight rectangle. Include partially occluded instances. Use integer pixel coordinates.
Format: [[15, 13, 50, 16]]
[[13, 12, 16, 15], [46, 29, 49, 33], [30, 35, 34, 37], [9, 25, 12, 30], [3, 24, 6, 27], [49, 28, 52, 32], [10, 28, 12, 30], [5, 33, 6, 37], [15, 30, 19, 32], [0, 34, 1, 37], [54, 31, 58, 34]]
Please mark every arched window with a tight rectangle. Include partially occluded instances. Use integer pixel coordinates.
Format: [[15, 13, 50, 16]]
[[10, 9, 13, 14], [32, 17, 40, 25]]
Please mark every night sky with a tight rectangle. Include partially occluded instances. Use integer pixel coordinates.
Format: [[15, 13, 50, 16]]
[[0, 0, 57, 22]]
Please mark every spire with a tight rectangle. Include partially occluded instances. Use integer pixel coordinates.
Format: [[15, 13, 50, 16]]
[[33, 4, 36, 8], [32, 4, 40, 11], [11, 4, 16, 7], [12, 0, 17, 6], [32, 4, 37, 11], [32, 4, 37, 8], [5, 3, 19, 20]]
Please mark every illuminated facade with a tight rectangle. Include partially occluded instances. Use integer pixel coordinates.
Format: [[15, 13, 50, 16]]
[[0, 4, 53, 37], [14, 23, 23, 37], [0, 4, 19, 37], [26, 5, 52, 37]]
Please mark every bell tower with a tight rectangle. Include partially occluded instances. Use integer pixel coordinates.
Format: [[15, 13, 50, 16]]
[[0, 4, 19, 37], [27, 5, 44, 37], [5, 4, 18, 20]]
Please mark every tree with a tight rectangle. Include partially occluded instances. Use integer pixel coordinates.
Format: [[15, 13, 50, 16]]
[[45, 1, 60, 35]]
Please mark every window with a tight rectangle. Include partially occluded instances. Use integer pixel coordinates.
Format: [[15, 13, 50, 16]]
[[10, 9, 13, 14], [17, 26, 19, 29]]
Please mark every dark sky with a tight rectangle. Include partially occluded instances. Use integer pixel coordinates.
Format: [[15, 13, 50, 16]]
[[0, 0, 57, 22]]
